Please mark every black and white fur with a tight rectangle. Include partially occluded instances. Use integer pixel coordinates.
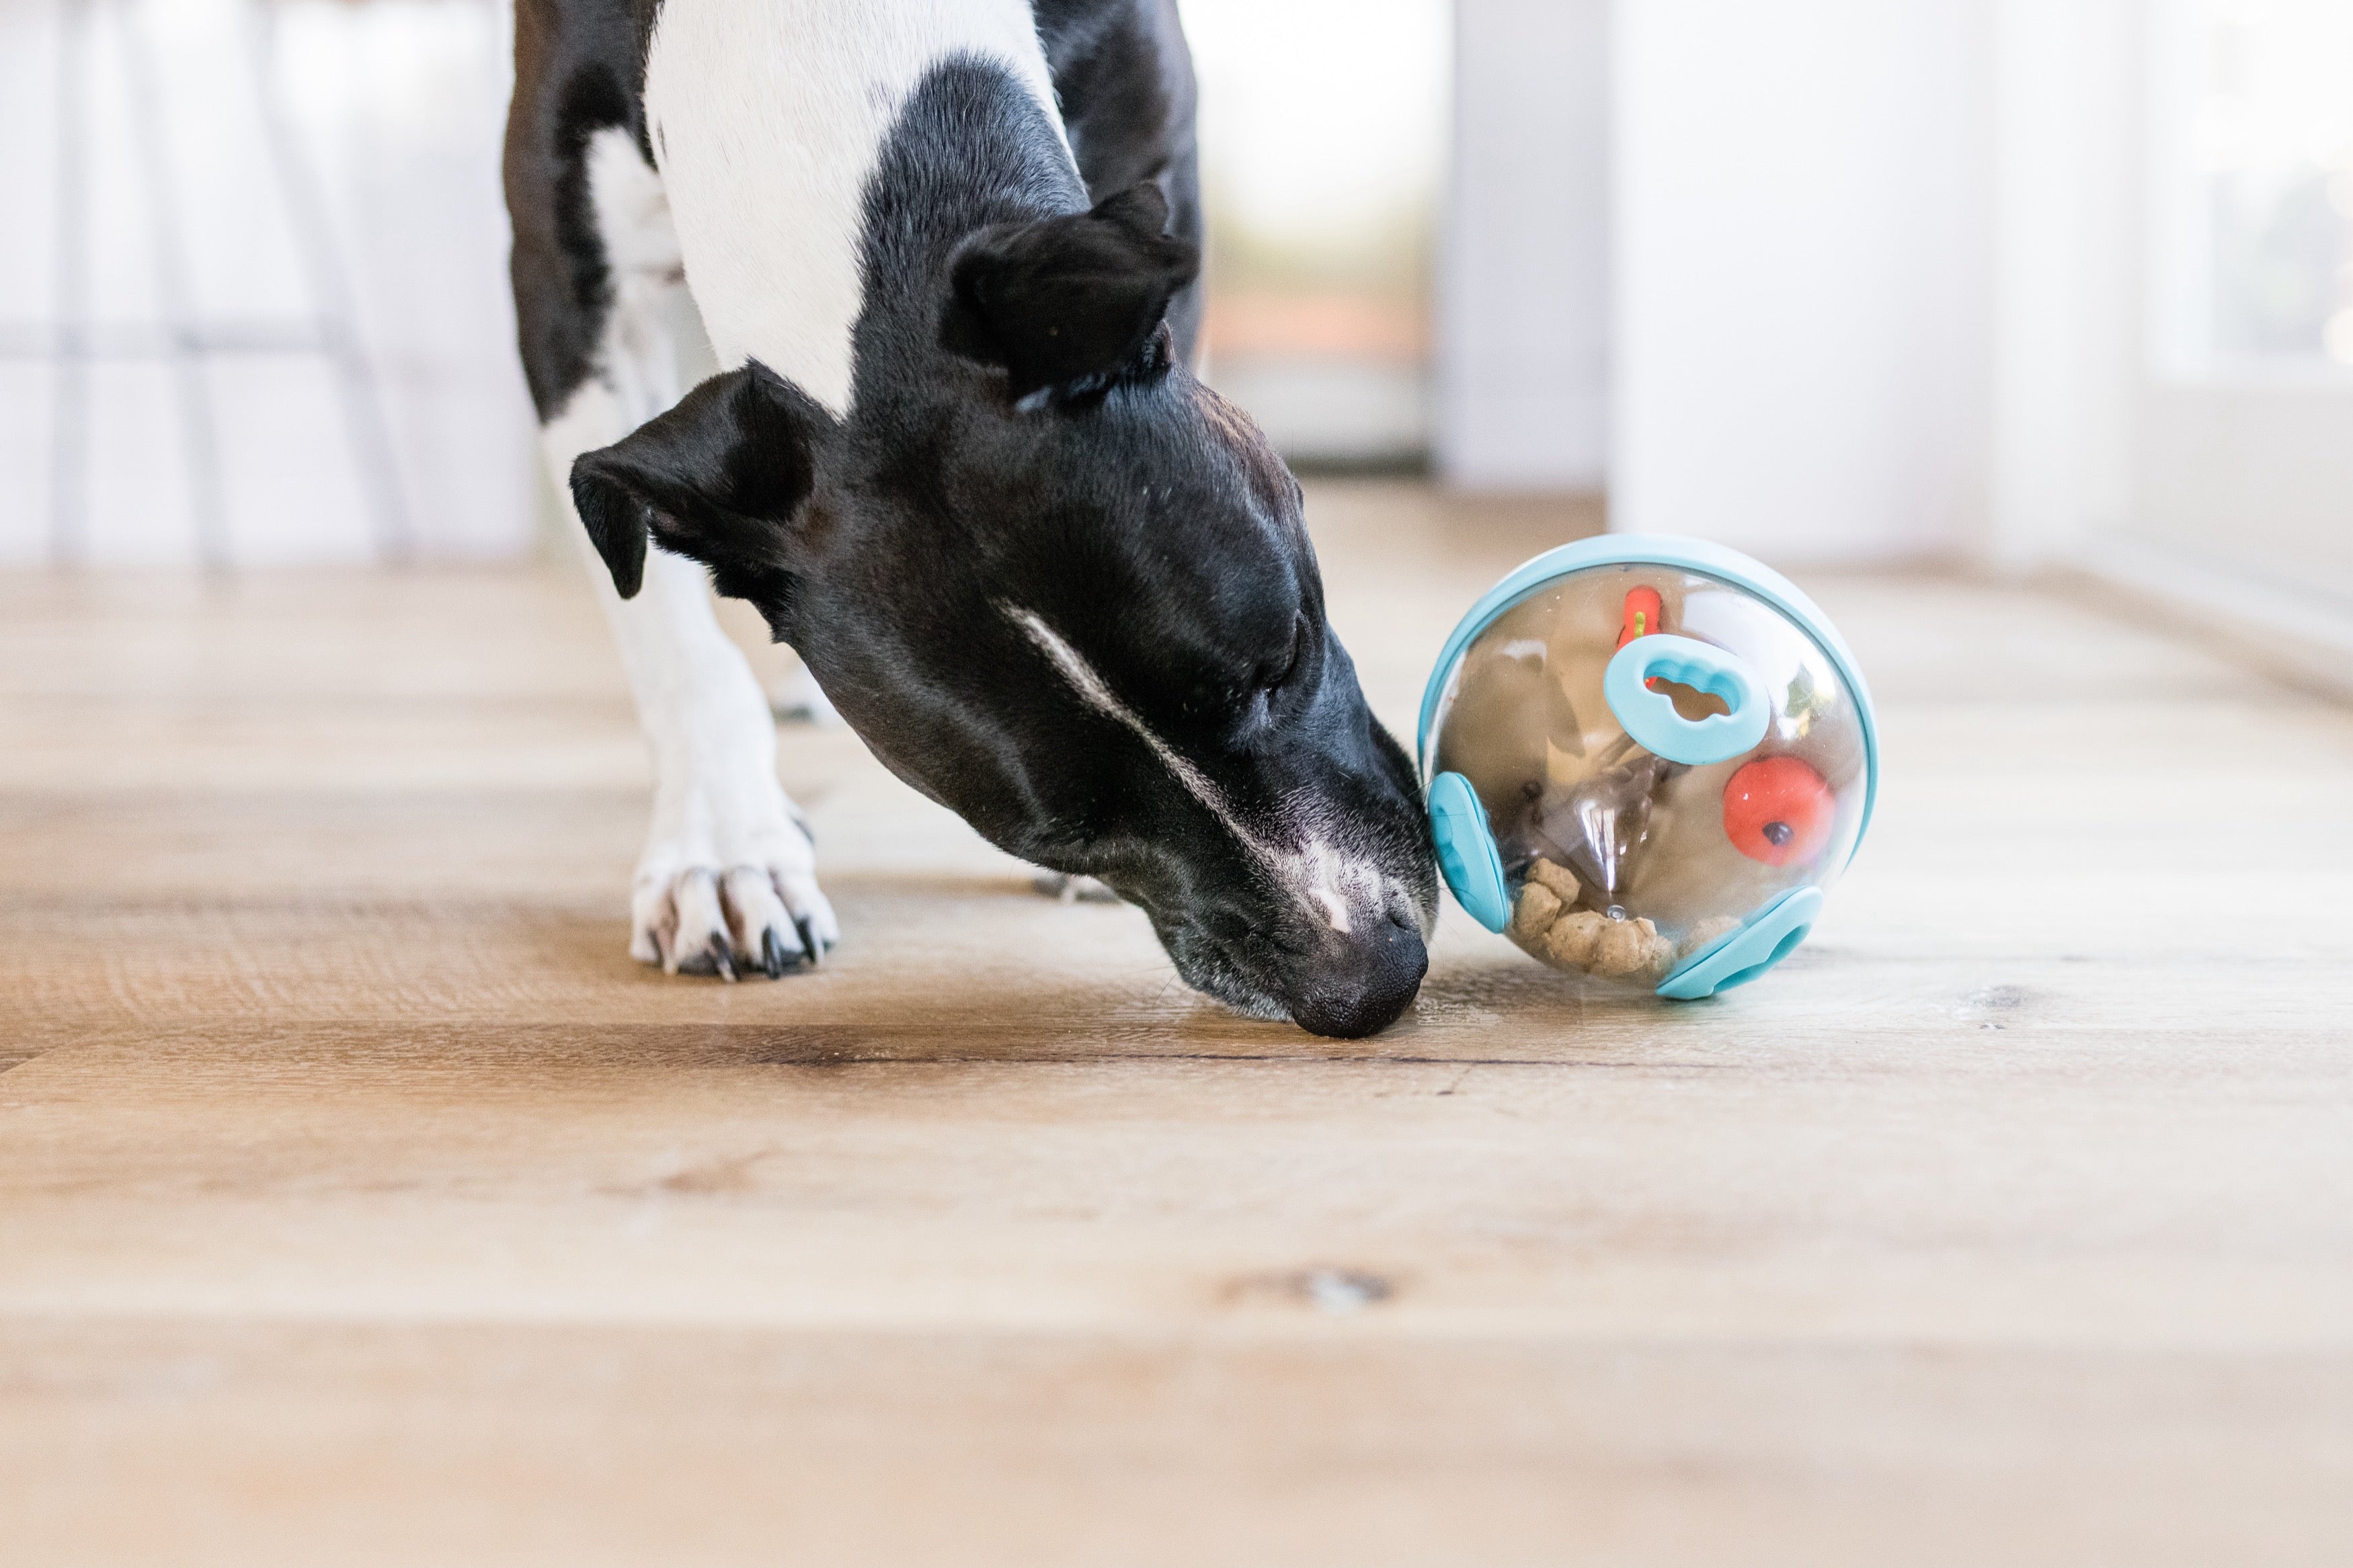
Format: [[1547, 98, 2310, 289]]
[[504, 0, 1435, 1037]]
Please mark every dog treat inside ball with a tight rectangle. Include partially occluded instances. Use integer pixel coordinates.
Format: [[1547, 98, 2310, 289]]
[[1421, 540, 1879, 998], [1509, 856, 1677, 981]]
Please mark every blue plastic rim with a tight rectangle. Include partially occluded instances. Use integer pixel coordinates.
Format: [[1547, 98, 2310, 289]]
[[1417, 534, 1880, 866]]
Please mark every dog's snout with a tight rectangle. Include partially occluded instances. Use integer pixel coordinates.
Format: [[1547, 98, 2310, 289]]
[[1281, 914, 1428, 1039]]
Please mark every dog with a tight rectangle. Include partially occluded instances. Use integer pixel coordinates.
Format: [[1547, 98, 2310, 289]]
[[504, 0, 1435, 1037]]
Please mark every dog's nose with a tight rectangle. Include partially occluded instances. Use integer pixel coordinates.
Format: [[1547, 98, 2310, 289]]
[[1281, 915, 1428, 1039]]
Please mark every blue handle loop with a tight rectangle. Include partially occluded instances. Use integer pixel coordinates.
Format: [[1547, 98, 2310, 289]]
[[1602, 634, 1770, 766]]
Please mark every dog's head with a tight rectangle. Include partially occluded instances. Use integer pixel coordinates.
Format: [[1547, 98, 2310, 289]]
[[570, 184, 1435, 1037]]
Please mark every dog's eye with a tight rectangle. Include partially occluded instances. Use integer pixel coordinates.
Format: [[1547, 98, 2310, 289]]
[[1179, 614, 1310, 727], [1259, 612, 1312, 693]]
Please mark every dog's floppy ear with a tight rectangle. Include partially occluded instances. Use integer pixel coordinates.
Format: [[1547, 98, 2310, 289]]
[[942, 181, 1199, 400], [569, 361, 836, 604]]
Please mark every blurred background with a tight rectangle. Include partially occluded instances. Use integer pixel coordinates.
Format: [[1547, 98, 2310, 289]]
[[3, 0, 2351, 644]]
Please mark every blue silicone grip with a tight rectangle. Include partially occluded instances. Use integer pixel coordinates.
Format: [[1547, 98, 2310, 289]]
[[1426, 771, 1512, 933]]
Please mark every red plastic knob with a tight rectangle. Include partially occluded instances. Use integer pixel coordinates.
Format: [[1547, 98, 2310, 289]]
[[1722, 755, 1835, 866], [1618, 587, 1665, 650]]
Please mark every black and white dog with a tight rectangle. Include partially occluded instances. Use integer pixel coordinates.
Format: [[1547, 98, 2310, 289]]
[[504, 0, 1435, 1037]]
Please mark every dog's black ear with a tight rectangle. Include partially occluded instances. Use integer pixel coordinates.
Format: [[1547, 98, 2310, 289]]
[[942, 181, 1199, 400], [569, 362, 836, 604]]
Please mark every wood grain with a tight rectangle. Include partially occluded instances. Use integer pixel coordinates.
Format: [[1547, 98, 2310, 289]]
[[2, 483, 2348, 1565]]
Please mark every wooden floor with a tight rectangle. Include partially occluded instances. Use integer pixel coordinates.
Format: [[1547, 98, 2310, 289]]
[[3, 483, 2350, 1566]]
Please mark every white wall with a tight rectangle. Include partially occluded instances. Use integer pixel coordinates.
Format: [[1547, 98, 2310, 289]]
[[1609, 0, 1989, 560], [1984, 0, 2139, 573], [1443, 0, 2353, 589], [1436, 0, 1611, 490]]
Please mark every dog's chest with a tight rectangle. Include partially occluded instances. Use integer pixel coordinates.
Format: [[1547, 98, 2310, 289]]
[[641, 0, 1063, 413]]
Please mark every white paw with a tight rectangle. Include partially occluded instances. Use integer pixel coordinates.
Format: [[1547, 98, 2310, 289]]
[[631, 823, 839, 981]]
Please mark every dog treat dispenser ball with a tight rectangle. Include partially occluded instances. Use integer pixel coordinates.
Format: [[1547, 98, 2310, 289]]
[[1419, 537, 1879, 999]]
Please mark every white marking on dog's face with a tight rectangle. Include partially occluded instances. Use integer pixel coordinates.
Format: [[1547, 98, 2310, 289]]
[[1006, 605, 1417, 937]]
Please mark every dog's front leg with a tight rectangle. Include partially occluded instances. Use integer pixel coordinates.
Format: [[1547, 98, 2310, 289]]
[[541, 373, 836, 979]]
